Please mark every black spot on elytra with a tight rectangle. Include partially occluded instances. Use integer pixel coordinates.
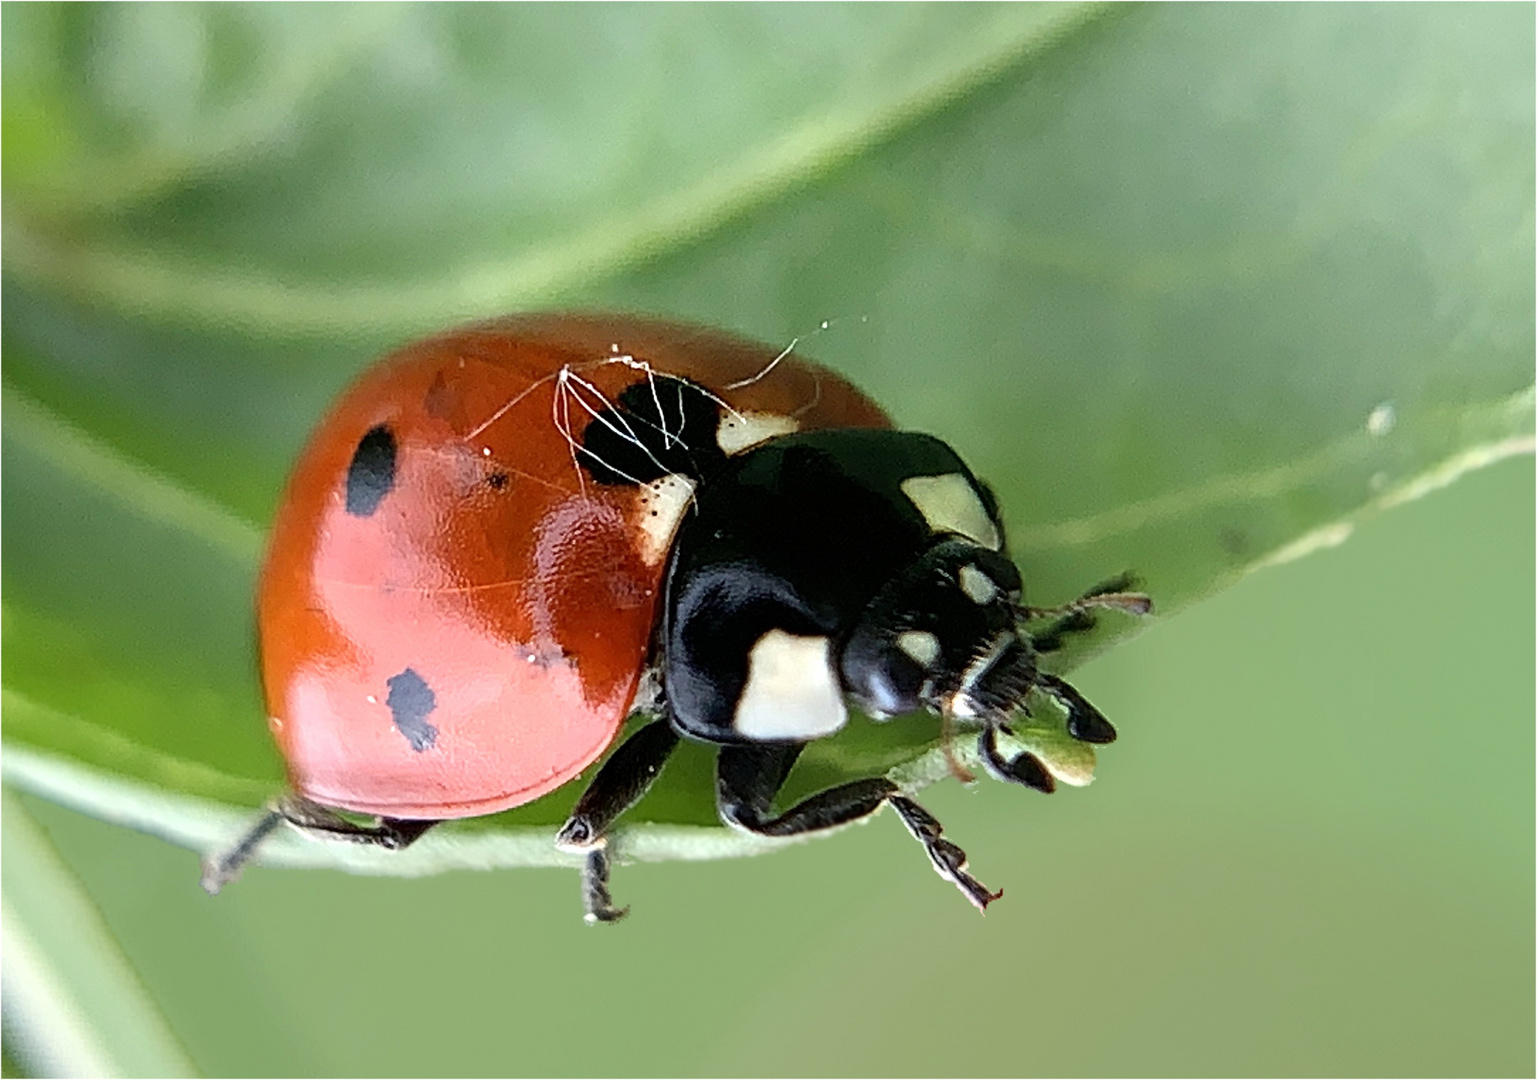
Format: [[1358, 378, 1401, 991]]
[[386, 668, 438, 751], [346, 425, 396, 516], [578, 375, 727, 486], [487, 471, 509, 490]]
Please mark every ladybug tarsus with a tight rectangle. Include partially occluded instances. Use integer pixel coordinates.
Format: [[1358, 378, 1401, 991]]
[[201, 808, 284, 895], [581, 848, 630, 924], [889, 796, 1002, 912]]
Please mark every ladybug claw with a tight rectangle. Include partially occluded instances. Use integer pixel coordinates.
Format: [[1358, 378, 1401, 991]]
[[583, 903, 631, 925], [200, 858, 233, 896]]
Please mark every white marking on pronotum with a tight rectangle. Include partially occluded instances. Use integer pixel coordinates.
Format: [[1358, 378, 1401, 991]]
[[900, 474, 1002, 550], [733, 630, 848, 741], [634, 474, 698, 564], [958, 564, 999, 605], [716, 411, 800, 455], [897, 630, 941, 667]]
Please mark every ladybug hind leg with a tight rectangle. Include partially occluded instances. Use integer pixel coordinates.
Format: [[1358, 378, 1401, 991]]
[[270, 793, 439, 849], [201, 794, 438, 895], [715, 742, 1002, 913]]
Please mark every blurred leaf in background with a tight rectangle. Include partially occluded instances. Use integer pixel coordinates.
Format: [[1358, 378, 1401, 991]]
[[2, 4, 1532, 1076]]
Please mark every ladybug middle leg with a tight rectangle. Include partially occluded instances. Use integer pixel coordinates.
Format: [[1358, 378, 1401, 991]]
[[556, 718, 682, 924], [715, 742, 1002, 913]]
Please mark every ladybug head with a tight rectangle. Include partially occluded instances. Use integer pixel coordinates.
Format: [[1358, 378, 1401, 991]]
[[839, 539, 1037, 726]]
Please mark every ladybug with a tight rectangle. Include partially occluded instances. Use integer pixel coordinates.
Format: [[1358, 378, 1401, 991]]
[[203, 313, 1150, 921]]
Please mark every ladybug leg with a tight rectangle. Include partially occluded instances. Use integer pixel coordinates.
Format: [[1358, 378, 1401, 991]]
[[201, 809, 284, 894], [715, 743, 1002, 913], [557, 719, 680, 850], [200, 796, 437, 895], [977, 725, 1056, 793], [579, 848, 626, 926], [272, 793, 440, 849], [555, 718, 681, 924], [1035, 673, 1118, 744], [1025, 574, 1151, 654]]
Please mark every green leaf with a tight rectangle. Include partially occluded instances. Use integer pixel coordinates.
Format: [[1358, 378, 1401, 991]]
[[3, 4, 1532, 876]]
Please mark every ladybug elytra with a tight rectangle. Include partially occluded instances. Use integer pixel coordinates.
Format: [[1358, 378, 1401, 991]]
[[203, 314, 1150, 921]]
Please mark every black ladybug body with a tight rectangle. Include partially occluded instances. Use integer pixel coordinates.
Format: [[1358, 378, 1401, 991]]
[[664, 429, 1003, 743]]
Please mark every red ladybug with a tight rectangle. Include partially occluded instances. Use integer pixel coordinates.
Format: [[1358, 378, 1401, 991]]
[[204, 314, 1149, 921]]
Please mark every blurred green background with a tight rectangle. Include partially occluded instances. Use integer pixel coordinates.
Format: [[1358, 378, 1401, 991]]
[[3, 4, 1532, 1076]]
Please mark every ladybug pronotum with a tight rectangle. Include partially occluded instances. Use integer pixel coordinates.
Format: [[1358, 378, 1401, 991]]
[[203, 314, 1150, 921]]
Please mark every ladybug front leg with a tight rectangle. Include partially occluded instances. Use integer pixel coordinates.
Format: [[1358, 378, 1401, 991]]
[[715, 743, 1002, 913], [556, 718, 681, 924]]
